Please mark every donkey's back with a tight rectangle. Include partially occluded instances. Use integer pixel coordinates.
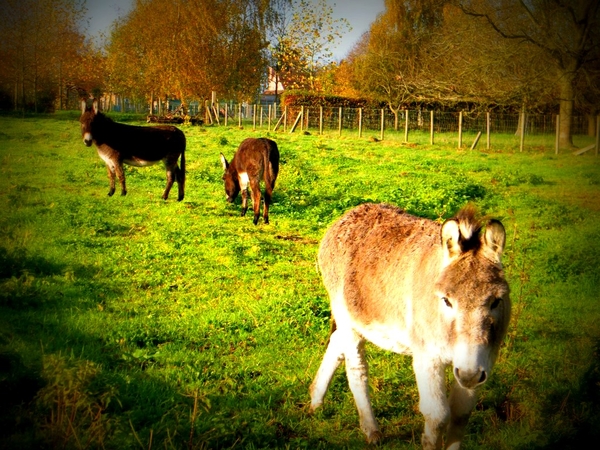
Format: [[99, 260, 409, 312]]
[[311, 203, 510, 449]]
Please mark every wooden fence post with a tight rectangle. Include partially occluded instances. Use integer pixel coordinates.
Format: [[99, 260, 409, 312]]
[[319, 106, 323, 135], [224, 105, 228, 127], [486, 112, 491, 150], [555, 115, 560, 154], [253, 104, 257, 130], [338, 107, 343, 136], [212, 105, 220, 125], [404, 109, 409, 142], [596, 115, 599, 156], [238, 104, 242, 128], [458, 111, 463, 148], [273, 110, 286, 131], [380, 108, 385, 141], [268, 104, 272, 131], [359, 108, 363, 138], [470, 131, 482, 150], [306, 108, 310, 132], [519, 111, 525, 152], [430, 111, 434, 145]]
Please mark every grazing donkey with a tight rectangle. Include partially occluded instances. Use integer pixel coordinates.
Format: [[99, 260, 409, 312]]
[[310, 203, 510, 449], [220, 137, 280, 225], [79, 99, 186, 201]]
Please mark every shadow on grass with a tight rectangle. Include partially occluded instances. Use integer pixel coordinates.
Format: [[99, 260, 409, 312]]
[[0, 243, 362, 449]]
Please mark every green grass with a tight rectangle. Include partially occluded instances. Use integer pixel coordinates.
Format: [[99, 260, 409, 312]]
[[0, 114, 599, 449]]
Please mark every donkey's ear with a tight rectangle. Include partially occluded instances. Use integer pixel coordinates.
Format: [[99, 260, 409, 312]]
[[81, 99, 87, 114], [219, 153, 229, 171], [441, 219, 462, 266], [482, 219, 506, 264], [92, 100, 99, 114]]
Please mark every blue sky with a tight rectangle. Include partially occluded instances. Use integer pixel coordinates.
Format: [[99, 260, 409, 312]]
[[83, 0, 385, 60]]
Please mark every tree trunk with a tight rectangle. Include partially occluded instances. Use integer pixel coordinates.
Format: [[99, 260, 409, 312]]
[[557, 74, 575, 149], [587, 115, 597, 137]]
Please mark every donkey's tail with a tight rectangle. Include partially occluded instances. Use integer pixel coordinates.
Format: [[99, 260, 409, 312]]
[[180, 146, 186, 189], [265, 140, 280, 189]]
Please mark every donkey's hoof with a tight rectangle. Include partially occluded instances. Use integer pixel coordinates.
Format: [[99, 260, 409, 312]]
[[366, 430, 382, 444], [308, 401, 322, 414]]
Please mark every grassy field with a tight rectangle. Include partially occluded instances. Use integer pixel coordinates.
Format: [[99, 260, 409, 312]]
[[0, 112, 599, 449]]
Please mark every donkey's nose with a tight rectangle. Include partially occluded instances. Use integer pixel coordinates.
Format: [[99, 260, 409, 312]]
[[454, 367, 487, 389], [84, 138, 92, 147]]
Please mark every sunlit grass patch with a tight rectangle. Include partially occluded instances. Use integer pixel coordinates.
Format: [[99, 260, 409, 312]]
[[0, 115, 599, 449]]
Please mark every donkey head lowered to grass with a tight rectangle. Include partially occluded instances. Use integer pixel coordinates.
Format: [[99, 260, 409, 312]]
[[79, 99, 186, 201], [310, 203, 510, 449], [220, 137, 280, 225]]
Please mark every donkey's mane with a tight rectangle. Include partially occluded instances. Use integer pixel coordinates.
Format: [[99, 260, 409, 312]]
[[453, 205, 483, 252]]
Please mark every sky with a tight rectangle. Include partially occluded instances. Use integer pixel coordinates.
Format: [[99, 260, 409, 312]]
[[83, 0, 385, 60]]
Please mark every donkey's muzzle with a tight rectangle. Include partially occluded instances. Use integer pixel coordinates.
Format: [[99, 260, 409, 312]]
[[83, 132, 93, 147], [454, 367, 487, 389]]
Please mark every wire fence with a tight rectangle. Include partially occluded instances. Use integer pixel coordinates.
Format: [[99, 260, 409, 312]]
[[111, 98, 598, 154], [197, 104, 597, 154]]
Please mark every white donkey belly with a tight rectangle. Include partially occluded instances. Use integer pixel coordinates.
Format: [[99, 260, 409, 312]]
[[331, 291, 413, 354], [123, 157, 160, 167]]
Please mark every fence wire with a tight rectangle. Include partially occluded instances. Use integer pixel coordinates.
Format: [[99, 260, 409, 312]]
[[158, 102, 597, 152]]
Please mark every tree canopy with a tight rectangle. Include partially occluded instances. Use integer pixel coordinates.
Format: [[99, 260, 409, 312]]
[[341, 0, 600, 146], [105, 0, 276, 105], [0, 0, 88, 111]]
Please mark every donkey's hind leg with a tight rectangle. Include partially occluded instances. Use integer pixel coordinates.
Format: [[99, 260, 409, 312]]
[[176, 166, 185, 201], [263, 181, 274, 224], [309, 328, 345, 412], [114, 163, 127, 196], [162, 165, 176, 200], [250, 179, 262, 225]]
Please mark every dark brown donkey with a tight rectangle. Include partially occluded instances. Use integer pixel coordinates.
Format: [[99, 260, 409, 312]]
[[79, 99, 186, 201], [220, 138, 280, 225]]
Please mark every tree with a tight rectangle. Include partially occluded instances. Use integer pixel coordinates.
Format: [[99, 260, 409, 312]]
[[269, 0, 350, 92], [458, 0, 600, 149], [105, 0, 276, 107], [0, 0, 86, 111], [350, 0, 446, 128]]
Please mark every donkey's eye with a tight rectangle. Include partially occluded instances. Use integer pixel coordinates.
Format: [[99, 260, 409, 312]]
[[442, 297, 452, 308], [490, 298, 501, 309]]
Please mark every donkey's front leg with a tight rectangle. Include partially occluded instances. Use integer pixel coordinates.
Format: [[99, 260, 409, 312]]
[[413, 356, 450, 450], [105, 165, 116, 196], [445, 381, 477, 450], [344, 330, 381, 443], [240, 188, 248, 217]]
